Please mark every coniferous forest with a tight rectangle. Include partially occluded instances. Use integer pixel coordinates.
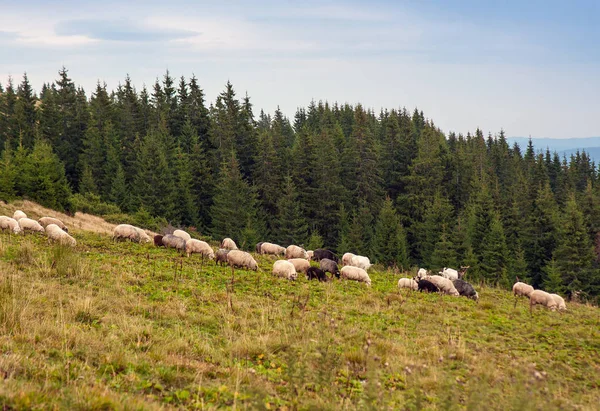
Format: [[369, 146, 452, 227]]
[[1, 68, 599, 302]]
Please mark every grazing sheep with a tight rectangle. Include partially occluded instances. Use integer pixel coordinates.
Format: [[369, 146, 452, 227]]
[[45, 224, 76, 247], [313, 249, 338, 262], [215, 249, 230, 266], [452, 279, 479, 301], [255, 242, 264, 254], [173, 229, 192, 241], [550, 294, 567, 311], [340, 266, 371, 286], [286, 245, 308, 259], [113, 224, 140, 242], [349, 255, 372, 271], [320, 258, 340, 279], [12, 210, 27, 221], [154, 235, 164, 247], [513, 281, 534, 298], [0, 216, 22, 234], [307, 267, 328, 282], [307, 250, 314, 261], [134, 227, 152, 244], [227, 250, 258, 271], [18, 218, 45, 233], [398, 278, 418, 291], [415, 268, 430, 280], [162, 234, 186, 252], [221, 237, 238, 250], [425, 275, 460, 296], [261, 242, 286, 256], [288, 258, 310, 274], [341, 252, 355, 266], [39, 217, 68, 232], [272, 260, 297, 280], [417, 279, 439, 293], [440, 266, 470, 281], [185, 239, 215, 259], [529, 290, 558, 312]]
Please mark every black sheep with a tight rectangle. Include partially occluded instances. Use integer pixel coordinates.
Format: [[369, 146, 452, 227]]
[[154, 235, 164, 247], [319, 258, 340, 279], [306, 267, 328, 282], [418, 279, 440, 293], [313, 249, 339, 262], [452, 279, 479, 301], [255, 242, 264, 254]]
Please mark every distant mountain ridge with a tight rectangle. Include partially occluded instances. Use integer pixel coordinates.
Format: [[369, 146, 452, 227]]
[[507, 137, 600, 163]]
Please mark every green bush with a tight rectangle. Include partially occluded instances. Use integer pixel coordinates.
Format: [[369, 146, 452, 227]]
[[70, 193, 121, 216]]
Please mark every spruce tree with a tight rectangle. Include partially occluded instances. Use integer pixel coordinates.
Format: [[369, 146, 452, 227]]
[[542, 259, 565, 294], [480, 214, 509, 286], [275, 175, 308, 246], [171, 146, 197, 226], [210, 152, 261, 244], [79, 163, 98, 195], [0, 143, 16, 201], [14, 73, 37, 149], [110, 164, 129, 212], [372, 198, 408, 268]]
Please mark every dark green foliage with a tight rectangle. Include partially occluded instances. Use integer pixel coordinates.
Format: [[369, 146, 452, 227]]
[[372, 198, 408, 268], [2, 68, 600, 300]]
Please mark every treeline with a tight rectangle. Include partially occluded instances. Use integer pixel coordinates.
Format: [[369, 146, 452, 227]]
[[1, 68, 599, 301]]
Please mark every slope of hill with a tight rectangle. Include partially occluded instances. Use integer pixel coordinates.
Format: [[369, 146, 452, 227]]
[[0, 214, 598, 409]]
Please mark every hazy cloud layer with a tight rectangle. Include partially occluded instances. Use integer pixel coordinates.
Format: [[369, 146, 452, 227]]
[[55, 19, 199, 42]]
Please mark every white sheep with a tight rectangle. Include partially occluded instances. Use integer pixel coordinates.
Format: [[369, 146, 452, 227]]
[[350, 255, 372, 271], [287, 258, 310, 274], [307, 250, 314, 261], [12, 210, 27, 221], [173, 229, 192, 241], [185, 239, 214, 259], [415, 268, 429, 280], [440, 266, 470, 281], [341, 252, 355, 266], [221, 237, 238, 250], [286, 245, 308, 259], [18, 217, 45, 233], [227, 250, 258, 271], [260, 242, 286, 256], [134, 227, 152, 244], [38, 217, 68, 232], [0, 216, 22, 234], [513, 281, 534, 298], [529, 290, 558, 312], [45, 224, 76, 247], [425, 275, 460, 296], [273, 260, 297, 280], [398, 277, 418, 291], [112, 224, 140, 242], [340, 266, 371, 286], [550, 294, 567, 311]]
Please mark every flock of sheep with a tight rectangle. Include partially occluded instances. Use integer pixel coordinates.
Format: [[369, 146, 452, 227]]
[[0, 210, 76, 246], [0, 215, 570, 313]]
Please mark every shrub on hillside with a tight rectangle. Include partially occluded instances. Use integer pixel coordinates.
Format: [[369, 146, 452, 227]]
[[71, 193, 121, 216]]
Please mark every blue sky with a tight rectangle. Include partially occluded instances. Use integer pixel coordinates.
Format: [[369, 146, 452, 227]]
[[1, 0, 598, 138]]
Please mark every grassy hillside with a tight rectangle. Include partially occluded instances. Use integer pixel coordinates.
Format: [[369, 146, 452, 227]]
[[0, 221, 599, 409]]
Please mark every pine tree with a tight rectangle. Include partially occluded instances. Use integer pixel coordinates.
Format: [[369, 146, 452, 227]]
[[189, 138, 214, 232], [14, 73, 37, 149], [372, 198, 408, 268], [307, 231, 324, 251], [0, 142, 16, 201], [430, 224, 458, 270], [110, 164, 129, 212], [79, 163, 98, 195], [543, 259, 565, 294], [171, 146, 197, 226], [480, 214, 509, 286]]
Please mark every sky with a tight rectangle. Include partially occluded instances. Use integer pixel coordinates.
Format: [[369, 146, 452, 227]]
[[1, 0, 599, 138]]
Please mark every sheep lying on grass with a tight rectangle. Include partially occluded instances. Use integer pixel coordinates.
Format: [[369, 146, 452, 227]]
[[273, 260, 297, 280], [340, 266, 371, 286]]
